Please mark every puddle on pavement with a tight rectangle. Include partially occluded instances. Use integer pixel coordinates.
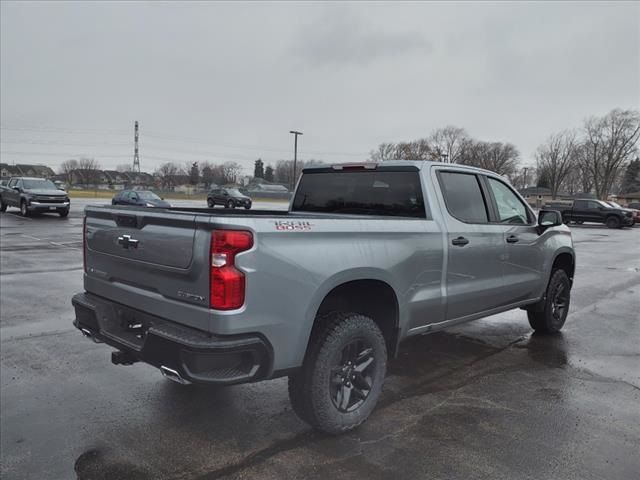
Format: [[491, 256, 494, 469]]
[[75, 449, 151, 480], [516, 332, 569, 368]]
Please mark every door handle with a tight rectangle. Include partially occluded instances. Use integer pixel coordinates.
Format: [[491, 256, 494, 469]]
[[451, 236, 469, 246], [506, 235, 519, 243]]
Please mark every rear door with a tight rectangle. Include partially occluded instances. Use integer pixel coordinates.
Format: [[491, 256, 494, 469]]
[[484, 175, 544, 303], [435, 169, 507, 319]]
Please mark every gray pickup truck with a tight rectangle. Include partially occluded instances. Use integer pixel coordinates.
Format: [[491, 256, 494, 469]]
[[72, 161, 575, 433], [0, 176, 70, 217]]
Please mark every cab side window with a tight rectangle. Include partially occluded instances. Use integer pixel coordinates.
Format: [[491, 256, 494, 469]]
[[438, 172, 489, 223], [487, 177, 530, 224]]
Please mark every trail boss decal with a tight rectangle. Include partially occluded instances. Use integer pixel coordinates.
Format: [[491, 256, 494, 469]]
[[274, 220, 313, 231]]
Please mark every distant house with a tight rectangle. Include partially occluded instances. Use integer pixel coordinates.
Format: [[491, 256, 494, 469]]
[[612, 191, 640, 206], [0, 163, 55, 180], [102, 170, 131, 189], [127, 172, 155, 188]]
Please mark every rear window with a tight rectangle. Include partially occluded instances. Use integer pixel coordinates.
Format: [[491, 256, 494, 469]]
[[292, 169, 426, 218]]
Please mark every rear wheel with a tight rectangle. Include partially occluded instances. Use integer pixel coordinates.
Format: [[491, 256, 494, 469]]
[[225, 200, 235, 209], [527, 269, 571, 333], [288, 312, 387, 434], [605, 216, 620, 229], [207, 198, 214, 208], [20, 200, 29, 217]]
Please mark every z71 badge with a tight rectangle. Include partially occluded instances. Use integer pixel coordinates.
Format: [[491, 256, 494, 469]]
[[274, 220, 313, 231]]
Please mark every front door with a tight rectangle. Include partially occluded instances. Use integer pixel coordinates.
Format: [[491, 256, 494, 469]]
[[435, 170, 507, 320], [484, 176, 544, 303]]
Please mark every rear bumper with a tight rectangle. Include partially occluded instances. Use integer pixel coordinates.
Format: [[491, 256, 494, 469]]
[[72, 292, 273, 385]]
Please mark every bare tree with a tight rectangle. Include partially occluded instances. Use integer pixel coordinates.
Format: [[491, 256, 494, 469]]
[[222, 161, 242, 184], [582, 109, 640, 199], [458, 141, 520, 176], [429, 126, 469, 163], [76, 157, 101, 188], [535, 130, 577, 199], [369, 143, 397, 161], [59, 159, 78, 184], [155, 162, 179, 189]]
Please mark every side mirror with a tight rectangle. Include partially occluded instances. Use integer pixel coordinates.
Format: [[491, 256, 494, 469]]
[[223, 192, 229, 196], [13, 186, 21, 192], [538, 209, 563, 230]]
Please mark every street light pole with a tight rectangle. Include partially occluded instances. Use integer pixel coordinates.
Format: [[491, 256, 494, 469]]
[[289, 130, 303, 189]]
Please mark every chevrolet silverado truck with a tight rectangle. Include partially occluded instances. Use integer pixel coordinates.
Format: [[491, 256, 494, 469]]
[[556, 198, 633, 228], [0, 176, 70, 217], [72, 161, 575, 434]]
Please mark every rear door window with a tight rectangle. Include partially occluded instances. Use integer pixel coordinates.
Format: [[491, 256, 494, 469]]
[[292, 169, 426, 218], [438, 171, 488, 223]]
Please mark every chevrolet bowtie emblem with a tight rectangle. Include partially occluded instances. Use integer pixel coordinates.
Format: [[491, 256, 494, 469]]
[[117, 234, 139, 249]]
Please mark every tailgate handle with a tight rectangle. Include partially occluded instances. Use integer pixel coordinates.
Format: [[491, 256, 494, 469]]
[[115, 214, 138, 228], [117, 234, 139, 249]]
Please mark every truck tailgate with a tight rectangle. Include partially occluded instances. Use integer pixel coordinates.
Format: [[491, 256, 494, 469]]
[[87, 209, 196, 268], [84, 206, 212, 331]]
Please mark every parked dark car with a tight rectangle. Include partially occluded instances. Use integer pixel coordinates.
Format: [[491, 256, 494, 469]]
[[207, 187, 252, 209], [0, 176, 70, 217], [628, 202, 640, 210], [112, 190, 171, 208], [558, 199, 633, 228]]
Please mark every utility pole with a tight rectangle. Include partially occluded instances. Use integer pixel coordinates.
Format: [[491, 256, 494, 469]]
[[133, 121, 140, 173], [289, 130, 303, 189]]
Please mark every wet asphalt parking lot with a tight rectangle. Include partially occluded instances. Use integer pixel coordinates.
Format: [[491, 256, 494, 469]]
[[1, 199, 638, 480]]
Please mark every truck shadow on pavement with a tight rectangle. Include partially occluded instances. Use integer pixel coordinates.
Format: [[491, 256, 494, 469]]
[[74, 328, 570, 480]]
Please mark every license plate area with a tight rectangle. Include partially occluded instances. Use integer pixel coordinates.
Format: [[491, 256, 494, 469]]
[[100, 304, 154, 349], [49, 206, 56, 210]]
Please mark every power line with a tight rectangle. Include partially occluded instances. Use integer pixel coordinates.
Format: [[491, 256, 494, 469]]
[[1, 124, 368, 158]]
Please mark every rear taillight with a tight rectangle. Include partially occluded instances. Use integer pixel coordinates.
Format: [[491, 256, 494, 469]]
[[209, 230, 253, 310], [82, 216, 87, 272]]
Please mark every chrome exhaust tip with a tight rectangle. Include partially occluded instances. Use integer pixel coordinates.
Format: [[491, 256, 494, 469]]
[[160, 366, 191, 385], [80, 327, 102, 343]]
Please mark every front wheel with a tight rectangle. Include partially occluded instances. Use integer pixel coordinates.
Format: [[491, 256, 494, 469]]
[[20, 200, 29, 217], [0, 198, 6, 212], [207, 198, 214, 208], [58, 208, 69, 218], [605, 216, 620, 229], [288, 312, 387, 434], [527, 269, 571, 333]]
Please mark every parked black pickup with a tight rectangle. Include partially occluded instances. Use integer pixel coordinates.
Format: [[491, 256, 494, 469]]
[[555, 199, 634, 228], [0, 177, 70, 217]]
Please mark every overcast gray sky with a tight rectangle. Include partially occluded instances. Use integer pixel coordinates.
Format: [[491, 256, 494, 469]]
[[1, 1, 639, 174]]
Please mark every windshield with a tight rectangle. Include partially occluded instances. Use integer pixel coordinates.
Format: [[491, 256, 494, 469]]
[[597, 200, 613, 208], [23, 179, 57, 190], [226, 189, 243, 196], [137, 191, 161, 200], [607, 201, 623, 208]]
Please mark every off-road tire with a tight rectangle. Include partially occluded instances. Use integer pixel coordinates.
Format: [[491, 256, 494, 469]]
[[605, 216, 620, 229], [288, 312, 387, 434], [527, 269, 571, 333]]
